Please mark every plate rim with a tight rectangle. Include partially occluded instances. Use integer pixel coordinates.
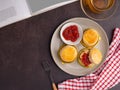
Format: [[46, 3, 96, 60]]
[[50, 17, 109, 76]]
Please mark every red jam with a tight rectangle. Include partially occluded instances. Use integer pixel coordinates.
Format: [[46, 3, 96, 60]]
[[81, 53, 91, 66], [62, 25, 79, 42]]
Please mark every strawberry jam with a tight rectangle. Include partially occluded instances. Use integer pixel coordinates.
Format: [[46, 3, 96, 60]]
[[81, 53, 91, 66], [62, 25, 79, 42]]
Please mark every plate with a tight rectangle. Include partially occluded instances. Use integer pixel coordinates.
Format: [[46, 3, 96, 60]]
[[50, 18, 109, 76], [80, 0, 119, 21]]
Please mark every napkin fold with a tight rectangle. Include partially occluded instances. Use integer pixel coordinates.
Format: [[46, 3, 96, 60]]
[[58, 28, 120, 90]]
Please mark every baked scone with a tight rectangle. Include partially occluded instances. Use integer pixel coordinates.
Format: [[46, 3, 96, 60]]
[[82, 28, 100, 48], [78, 48, 102, 68], [59, 45, 77, 63], [78, 48, 94, 68], [89, 48, 102, 64]]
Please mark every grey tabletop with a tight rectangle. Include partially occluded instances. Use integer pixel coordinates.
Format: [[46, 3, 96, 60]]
[[0, 1, 119, 90]]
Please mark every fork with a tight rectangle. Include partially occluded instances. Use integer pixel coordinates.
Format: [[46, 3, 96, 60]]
[[42, 61, 57, 90]]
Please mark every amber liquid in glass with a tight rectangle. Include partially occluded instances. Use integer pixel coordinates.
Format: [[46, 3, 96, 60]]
[[84, 0, 115, 13]]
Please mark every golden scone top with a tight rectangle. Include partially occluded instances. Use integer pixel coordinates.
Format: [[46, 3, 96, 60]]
[[83, 29, 99, 47], [59, 45, 77, 63]]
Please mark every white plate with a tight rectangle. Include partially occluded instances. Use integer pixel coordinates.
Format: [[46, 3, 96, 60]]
[[50, 18, 109, 76]]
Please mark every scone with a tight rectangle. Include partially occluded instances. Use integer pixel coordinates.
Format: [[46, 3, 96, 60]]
[[78, 48, 102, 68], [89, 48, 102, 64], [59, 45, 77, 63], [81, 28, 100, 48]]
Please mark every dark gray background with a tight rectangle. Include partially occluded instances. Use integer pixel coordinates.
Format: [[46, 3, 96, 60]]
[[0, 1, 119, 90]]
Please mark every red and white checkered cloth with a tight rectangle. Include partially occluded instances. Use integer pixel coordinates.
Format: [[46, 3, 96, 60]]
[[58, 28, 120, 90]]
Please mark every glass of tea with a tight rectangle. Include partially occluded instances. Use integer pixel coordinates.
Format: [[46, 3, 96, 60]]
[[80, 0, 119, 20], [86, 0, 115, 13]]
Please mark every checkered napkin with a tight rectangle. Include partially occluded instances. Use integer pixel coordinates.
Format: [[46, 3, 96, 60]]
[[58, 28, 120, 90]]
